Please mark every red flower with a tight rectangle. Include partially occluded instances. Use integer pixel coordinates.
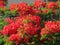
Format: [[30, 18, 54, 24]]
[[52, 9, 57, 14], [9, 3, 18, 11], [56, 21, 60, 32], [2, 26, 9, 36], [31, 15, 41, 26], [47, 2, 58, 9], [34, 0, 41, 8], [4, 18, 14, 24], [8, 34, 21, 45], [34, 0, 46, 8], [33, 9, 41, 14], [8, 34, 21, 41], [18, 2, 32, 15], [25, 25, 38, 35], [45, 21, 58, 33], [18, 2, 28, 11], [23, 37, 29, 43], [42, 9, 48, 14], [0, 0, 4, 1], [0, 1, 5, 8], [39, 2, 46, 7], [2, 23, 18, 35], [40, 28, 50, 36], [8, 23, 18, 35]]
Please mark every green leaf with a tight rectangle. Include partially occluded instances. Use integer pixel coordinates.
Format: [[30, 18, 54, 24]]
[[0, 38, 4, 45], [10, 10, 16, 16], [57, 2, 60, 6], [4, 10, 11, 16], [40, 8, 46, 10], [0, 18, 9, 30], [0, 35, 4, 45], [27, 42, 35, 45], [3, 36, 8, 42], [48, 9, 53, 13], [4, 41, 13, 45], [40, 34, 47, 40], [0, 24, 4, 30], [25, 19, 30, 24]]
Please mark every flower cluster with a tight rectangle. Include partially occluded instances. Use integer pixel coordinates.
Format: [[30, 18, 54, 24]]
[[34, 0, 46, 8], [0, 0, 5, 8], [1, 14, 41, 45], [0, 0, 7, 8], [0, 0, 60, 45], [40, 21, 60, 36], [47, 2, 58, 9]]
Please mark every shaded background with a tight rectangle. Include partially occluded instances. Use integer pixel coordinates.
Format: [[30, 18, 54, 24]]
[[8, 0, 34, 5], [8, 0, 57, 6], [8, 0, 44, 6]]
